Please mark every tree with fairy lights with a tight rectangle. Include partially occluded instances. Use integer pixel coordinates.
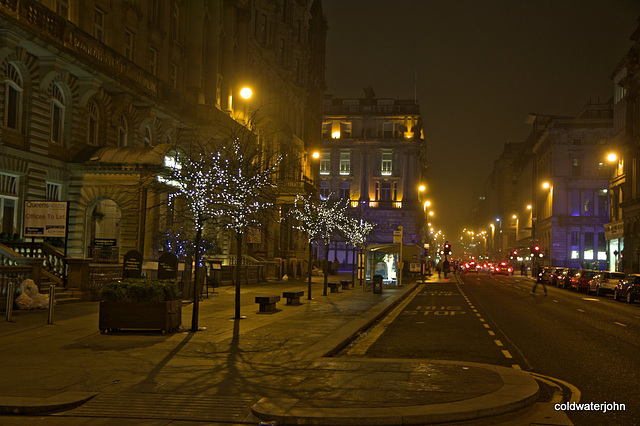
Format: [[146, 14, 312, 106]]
[[342, 215, 375, 287], [161, 122, 279, 327], [289, 194, 351, 296]]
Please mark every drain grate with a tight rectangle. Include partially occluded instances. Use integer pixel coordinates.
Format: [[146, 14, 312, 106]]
[[62, 393, 256, 422]]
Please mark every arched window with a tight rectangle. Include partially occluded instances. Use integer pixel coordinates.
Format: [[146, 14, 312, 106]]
[[144, 125, 152, 146], [87, 100, 99, 145], [50, 84, 65, 144], [117, 115, 128, 147], [4, 63, 23, 131]]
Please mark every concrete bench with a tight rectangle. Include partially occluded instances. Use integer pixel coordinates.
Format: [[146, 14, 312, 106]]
[[340, 280, 352, 290], [327, 282, 340, 293], [255, 296, 280, 313], [282, 290, 304, 305]]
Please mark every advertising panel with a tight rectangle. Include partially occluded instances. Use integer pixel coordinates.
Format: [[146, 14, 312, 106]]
[[23, 201, 68, 237]]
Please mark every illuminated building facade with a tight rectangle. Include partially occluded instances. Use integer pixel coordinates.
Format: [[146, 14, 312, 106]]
[[320, 88, 427, 281], [0, 0, 326, 290]]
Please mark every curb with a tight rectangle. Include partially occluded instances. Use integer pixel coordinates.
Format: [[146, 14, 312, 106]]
[[251, 361, 540, 425], [0, 391, 97, 415]]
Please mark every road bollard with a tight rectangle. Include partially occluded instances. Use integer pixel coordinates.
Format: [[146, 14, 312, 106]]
[[5, 282, 15, 322], [47, 285, 55, 324]]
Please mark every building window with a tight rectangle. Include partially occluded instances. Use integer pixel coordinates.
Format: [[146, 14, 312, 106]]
[[124, 29, 134, 60], [570, 231, 580, 259], [87, 100, 99, 145], [259, 14, 267, 44], [149, 47, 157, 75], [583, 232, 594, 260], [339, 180, 350, 200], [170, 63, 178, 89], [572, 158, 581, 177], [0, 173, 18, 235], [339, 151, 350, 175], [4, 63, 23, 131], [171, 3, 180, 42], [381, 151, 393, 176], [94, 7, 105, 42], [340, 122, 351, 138], [319, 180, 330, 200], [583, 190, 593, 216], [144, 126, 153, 146], [56, 0, 69, 19], [117, 115, 128, 147], [597, 233, 606, 260], [50, 84, 65, 144], [322, 122, 331, 139], [150, 0, 160, 23], [320, 151, 330, 175], [46, 182, 62, 201], [383, 122, 393, 138], [278, 39, 286, 66]]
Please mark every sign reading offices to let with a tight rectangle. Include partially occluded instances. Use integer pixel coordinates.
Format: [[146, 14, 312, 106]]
[[23, 201, 68, 237]]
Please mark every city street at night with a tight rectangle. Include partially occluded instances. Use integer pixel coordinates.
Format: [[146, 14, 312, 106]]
[[342, 273, 639, 426]]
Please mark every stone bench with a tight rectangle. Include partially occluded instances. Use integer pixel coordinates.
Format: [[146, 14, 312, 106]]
[[255, 296, 281, 313], [327, 282, 340, 293], [282, 290, 304, 305]]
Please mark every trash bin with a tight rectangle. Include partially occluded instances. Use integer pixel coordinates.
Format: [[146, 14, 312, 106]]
[[373, 274, 383, 294]]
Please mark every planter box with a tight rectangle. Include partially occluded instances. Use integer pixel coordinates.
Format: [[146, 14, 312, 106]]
[[99, 300, 182, 333]]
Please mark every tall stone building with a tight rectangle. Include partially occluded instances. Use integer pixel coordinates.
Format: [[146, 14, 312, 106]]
[[320, 88, 427, 283], [0, 1, 326, 286], [606, 17, 640, 272]]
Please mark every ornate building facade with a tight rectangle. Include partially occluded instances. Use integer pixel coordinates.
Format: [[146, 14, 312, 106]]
[[0, 0, 326, 283], [320, 88, 427, 282]]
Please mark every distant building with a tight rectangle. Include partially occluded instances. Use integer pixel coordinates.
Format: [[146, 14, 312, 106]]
[[606, 17, 640, 272], [320, 88, 427, 282]]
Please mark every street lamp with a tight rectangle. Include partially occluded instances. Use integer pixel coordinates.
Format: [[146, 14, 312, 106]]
[[607, 152, 618, 163], [240, 86, 253, 100]]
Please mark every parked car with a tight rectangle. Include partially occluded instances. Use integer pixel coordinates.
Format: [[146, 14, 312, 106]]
[[558, 268, 580, 289], [550, 267, 568, 286], [570, 270, 598, 292], [587, 271, 625, 296], [492, 261, 513, 276], [614, 274, 640, 303]]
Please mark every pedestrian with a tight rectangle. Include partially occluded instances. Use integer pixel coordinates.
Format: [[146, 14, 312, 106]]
[[436, 260, 442, 278], [531, 266, 547, 295], [442, 259, 450, 278]]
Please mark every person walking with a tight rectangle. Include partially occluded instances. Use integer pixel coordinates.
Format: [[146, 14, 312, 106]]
[[436, 260, 442, 279], [531, 266, 547, 295]]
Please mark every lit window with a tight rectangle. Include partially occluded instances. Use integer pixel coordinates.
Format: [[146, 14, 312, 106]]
[[339, 151, 350, 175], [381, 151, 393, 176], [319, 151, 330, 175], [94, 7, 105, 42], [339, 180, 350, 200], [4, 63, 23, 131], [319, 180, 330, 200]]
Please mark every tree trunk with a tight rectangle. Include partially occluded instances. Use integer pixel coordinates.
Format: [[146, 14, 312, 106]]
[[191, 226, 203, 331], [323, 241, 329, 296], [308, 241, 313, 299], [235, 231, 243, 319]]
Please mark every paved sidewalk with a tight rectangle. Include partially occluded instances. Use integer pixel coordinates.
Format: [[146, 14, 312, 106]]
[[0, 273, 544, 425]]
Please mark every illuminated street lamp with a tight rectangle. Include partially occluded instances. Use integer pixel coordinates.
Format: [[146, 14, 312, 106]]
[[240, 86, 253, 99], [542, 181, 550, 190], [606, 152, 618, 163]]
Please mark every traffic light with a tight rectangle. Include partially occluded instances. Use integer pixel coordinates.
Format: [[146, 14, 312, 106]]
[[531, 245, 541, 257], [444, 242, 452, 255]]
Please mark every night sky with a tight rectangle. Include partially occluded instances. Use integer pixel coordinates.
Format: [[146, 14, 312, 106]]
[[322, 0, 640, 240]]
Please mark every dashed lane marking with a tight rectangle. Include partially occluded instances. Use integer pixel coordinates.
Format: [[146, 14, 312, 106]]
[[483, 323, 490, 328], [501, 350, 513, 359], [511, 364, 521, 370], [577, 309, 585, 313], [488, 330, 495, 336], [614, 322, 627, 327], [494, 340, 503, 347]]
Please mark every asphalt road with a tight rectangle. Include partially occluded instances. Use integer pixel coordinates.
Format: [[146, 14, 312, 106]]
[[345, 274, 640, 426]]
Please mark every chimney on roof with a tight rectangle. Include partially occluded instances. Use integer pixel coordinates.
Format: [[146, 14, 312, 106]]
[[363, 86, 376, 99]]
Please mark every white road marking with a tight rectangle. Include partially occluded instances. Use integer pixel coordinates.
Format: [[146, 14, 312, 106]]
[[577, 309, 585, 313], [502, 350, 513, 359], [614, 322, 627, 327]]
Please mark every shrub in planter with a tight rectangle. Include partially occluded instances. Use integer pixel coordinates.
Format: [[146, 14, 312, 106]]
[[99, 279, 182, 333]]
